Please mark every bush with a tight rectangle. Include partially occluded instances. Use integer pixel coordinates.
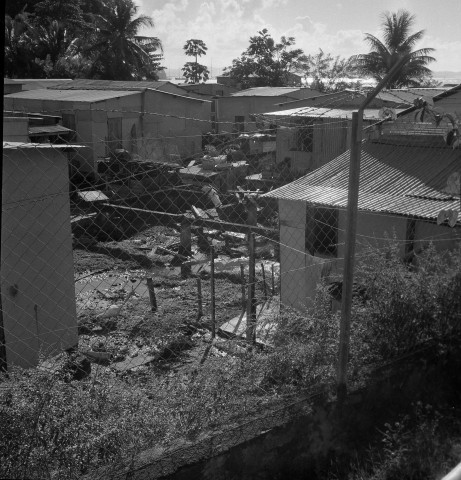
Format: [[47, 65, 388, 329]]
[[353, 239, 461, 362], [348, 402, 461, 480]]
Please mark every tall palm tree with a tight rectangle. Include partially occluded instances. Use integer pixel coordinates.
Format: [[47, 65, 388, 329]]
[[354, 10, 435, 88], [88, 0, 163, 80]]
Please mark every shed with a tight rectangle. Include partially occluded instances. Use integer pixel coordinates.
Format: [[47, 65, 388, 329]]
[[262, 134, 461, 311], [1, 142, 80, 368]]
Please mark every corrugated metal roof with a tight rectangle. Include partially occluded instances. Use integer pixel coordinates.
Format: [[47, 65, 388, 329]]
[[49, 79, 171, 90], [4, 88, 140, 102], [261, 106, 405, 120], [231, 87, 307, 97], [3, 141, 85, 149], [29, 125, 73, 136], [263, 141, 460, 221]]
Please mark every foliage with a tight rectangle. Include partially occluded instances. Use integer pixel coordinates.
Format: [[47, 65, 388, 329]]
[[353, 10, 436, 88], [353, 238, 461, 362], [182, 39, 209, 83], [2, 241, 460, 477], [86, 0, 163, 80], [349, 402, 461, 480], [304, 49, 359, 93], [224, 28, 308, 89], [3, 0, 164, 80]]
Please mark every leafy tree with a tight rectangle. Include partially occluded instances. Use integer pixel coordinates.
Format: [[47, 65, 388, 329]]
[[182, 39, 210, 84], [84, 0, 163, 80], [304, 49, 358, 92], [354, 10, 435, 88], [4, 10, 43, 78], [224, 28, 308, 89]]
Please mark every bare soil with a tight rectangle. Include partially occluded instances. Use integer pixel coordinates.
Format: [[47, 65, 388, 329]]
[[72, 224, 276, 379]]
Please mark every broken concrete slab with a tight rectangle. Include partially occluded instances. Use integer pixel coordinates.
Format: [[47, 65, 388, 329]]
[[218, 296, 280, 346], [113, 353, 157, 372]]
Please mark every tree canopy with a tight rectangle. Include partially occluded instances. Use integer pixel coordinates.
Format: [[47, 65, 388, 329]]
[[304, 49, 358, 93], [4, 0, 164, 80], [182, 39, 210, 84], [354, 10, 435, 88], [224, 29, 308, 88]]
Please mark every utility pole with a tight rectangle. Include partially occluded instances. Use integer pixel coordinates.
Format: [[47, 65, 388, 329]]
[[337, 56, 408, 403]]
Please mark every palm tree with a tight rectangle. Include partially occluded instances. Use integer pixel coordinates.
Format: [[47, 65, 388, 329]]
[[88, 0, 163, 80], [354, 10, 435, 88]]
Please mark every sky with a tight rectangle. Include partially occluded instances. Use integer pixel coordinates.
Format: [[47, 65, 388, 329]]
[[134, 0, 461, 78]]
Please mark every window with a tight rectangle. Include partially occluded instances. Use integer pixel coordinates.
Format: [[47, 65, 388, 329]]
[[306, 207, 338, 256], [293, 120, 314, 152], [233, 115, 245, 133]]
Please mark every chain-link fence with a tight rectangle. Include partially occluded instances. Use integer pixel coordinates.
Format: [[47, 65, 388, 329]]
[[2, 98, 461, 479]]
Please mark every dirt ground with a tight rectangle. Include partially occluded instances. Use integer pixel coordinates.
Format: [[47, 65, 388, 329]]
[[71, 224, 279, 379]]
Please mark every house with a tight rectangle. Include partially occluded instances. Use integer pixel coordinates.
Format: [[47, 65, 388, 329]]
[[4, 110, 74, 144], [262, 131, 460, 311], [5, 78, 73, 91], [178, 82, 240, 98], [1, 141, 80, 368], [259, 105, 387, 174], [4, 85, 211, 176], [3, 78, 24, 95], [214, 86, 323, 134]]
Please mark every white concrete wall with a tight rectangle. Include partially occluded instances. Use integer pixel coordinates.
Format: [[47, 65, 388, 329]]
[[414, 220, 461, 252], [3, 117, 29, 142], [279, 199, 308, 310], [1, 146, 77, 368]]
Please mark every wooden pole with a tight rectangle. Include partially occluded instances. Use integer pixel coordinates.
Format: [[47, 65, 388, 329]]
[[210, 246, 216, 339], [240, 264, 246, 310], [180, 218, 192, 278], [261, 263, 267, 301], [146, 278, 157, 312], [197, 277, 203, 318], [271, 264, 275, 295], [246, 232, 256, 345]]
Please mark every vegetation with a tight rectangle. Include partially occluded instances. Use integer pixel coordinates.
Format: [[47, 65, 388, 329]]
[[4, 0, 164, 80], [354, 9, 436, 88], [348, 402, 461, 480], [304, 49, 359, 93], [182, 38, 210, 84], [224, 28, 308, 88], [1, 238, 460, 479]]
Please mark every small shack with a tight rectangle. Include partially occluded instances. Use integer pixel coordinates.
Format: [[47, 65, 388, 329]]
[[263, 133, 461, 311], [1, 142, 80, 368]]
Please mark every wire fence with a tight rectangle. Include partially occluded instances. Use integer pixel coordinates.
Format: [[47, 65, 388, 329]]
[[1, 100, 461, 479]]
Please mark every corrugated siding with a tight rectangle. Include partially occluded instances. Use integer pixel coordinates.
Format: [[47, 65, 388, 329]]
[[263, 141, 461, 221]]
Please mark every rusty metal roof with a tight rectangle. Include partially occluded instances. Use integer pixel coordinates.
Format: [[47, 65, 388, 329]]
[[261, 106, 404, 120], [28, 124, 73, 136], [5, 88, 140, 102], [263, 140, 460, 221], [231, 87, 310, 97], [48, 79, 172, 90]]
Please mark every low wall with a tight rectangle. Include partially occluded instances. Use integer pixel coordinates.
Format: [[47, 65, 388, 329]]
[[95, 345, 461, 480]]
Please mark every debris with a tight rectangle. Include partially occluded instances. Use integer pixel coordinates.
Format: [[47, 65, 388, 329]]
[[66, 353, 91, 381], [97, 304, 122, 319], [82, 350, 112, 365]]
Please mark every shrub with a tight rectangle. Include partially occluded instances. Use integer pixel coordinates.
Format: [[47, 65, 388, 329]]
[[353, 239, 461, 362]]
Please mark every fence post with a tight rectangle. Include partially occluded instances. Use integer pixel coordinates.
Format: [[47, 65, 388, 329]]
[[146, 278, 157, 312], [240, 264, 246, 310], [180, 217, 192, 277], [271, 264, 275, 295], [247, 232, 256, 345], [210, 246, 216, 339], [197, 277, 203, 318], [261, 263, 267, 301]]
